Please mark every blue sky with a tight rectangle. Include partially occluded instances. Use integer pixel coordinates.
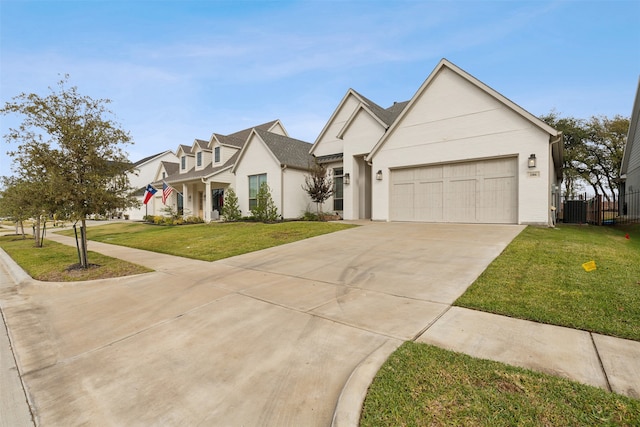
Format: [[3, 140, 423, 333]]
[[1, 0, 639, 174]]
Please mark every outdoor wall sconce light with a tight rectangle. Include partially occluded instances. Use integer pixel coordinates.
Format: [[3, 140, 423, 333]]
[[188, 195, 192, 202], [528, 154, 537, 168], [376, 170, 383, 181], [344, 173, 350, 185]]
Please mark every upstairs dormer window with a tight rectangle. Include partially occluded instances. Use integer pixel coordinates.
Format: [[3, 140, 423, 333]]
[[197, 152, 202, 167], [214, 147, 220, 163], [181, 156, 186, 170]]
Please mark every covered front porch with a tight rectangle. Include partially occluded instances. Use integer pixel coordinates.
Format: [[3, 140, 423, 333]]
[[177, 180, 228, 222]]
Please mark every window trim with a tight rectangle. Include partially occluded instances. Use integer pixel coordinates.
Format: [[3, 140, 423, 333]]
[[196, 152, 202, 167], [214, 147, 221, 163], [181, 156, 186, 170]]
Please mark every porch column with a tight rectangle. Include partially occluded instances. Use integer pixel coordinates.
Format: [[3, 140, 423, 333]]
[[182, 183, 189, 218], [204, 181, 211, 222]]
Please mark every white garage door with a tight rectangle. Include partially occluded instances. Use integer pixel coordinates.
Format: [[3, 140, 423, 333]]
[[390, 158, 517, 223]]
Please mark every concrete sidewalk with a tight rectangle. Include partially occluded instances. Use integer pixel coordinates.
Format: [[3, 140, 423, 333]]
[[1, 222, 639, 427], [1, 259, 34, 427]]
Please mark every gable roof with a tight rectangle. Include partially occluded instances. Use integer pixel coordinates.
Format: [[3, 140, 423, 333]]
[[256, 129, 314, 169], [309, 88, 409, 154], [232, 129, 313, 172], [309, 89, 368, 154], [158, 155, 236, 186], [211, 119, 285, 148], [366, 58, 562, 164], [352, 90, 408, 127], [621, 76, 640, 177], [162, 120, 288, 185], [211, 133, 245, 148], [177, 144, 193, 156], [161, 161, 179, 176], [336, 95, 409, 139], [133, 150, 174, 167], [192, 139, 210, 151]]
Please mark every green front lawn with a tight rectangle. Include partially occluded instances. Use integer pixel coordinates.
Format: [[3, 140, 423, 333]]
[[58, 221, 356, 262], [0, 235, 151, 281], [361, 342, 640, 426], [455, 224, 640, 341], [363, 224, 640, 425]]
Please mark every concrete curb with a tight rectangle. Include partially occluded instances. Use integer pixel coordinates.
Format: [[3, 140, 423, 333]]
[[332, 339, 402, 427], [0, 248, 33, 286]]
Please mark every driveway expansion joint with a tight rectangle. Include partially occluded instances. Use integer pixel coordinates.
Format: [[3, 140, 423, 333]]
[[590, 332, 613, 393], [411, 304, 452, 341]]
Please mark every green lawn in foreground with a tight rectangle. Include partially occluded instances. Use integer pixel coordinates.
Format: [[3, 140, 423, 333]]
[[0, 235, 151, 281], [58, 221, 356, 262], [361, 342, 640, 426], [455, 224, 640, 341]]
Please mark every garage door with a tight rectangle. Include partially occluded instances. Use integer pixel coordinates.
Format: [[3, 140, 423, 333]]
[[390, 158, 517, 223]]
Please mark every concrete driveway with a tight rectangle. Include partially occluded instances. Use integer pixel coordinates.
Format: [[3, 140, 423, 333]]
[[1, 222, 523, 426]]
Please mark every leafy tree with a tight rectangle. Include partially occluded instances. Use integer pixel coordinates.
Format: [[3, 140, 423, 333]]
[[302, 161, 333, 216], [541, 112, 629, 200], [540, 112, 588, 198], [251, 182, 279, 222], [583, 115, 628, 200], [1, 76, 137, 267], [0, 177, 35, 239], [222, 188, 241, 221]]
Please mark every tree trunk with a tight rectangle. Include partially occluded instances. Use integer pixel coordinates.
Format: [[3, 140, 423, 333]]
[[34, 217, 42, 247], [40, 220, 46, 247], [73, 223, 82, 265], [19, 221, 25, 239], [80, 218, 89, 268]]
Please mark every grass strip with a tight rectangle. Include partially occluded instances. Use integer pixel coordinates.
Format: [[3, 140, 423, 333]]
[[361, 342, 640, 426], [455, 224, 640, 341], [0, 235, 151, 281], [58, 221, 356, 262]]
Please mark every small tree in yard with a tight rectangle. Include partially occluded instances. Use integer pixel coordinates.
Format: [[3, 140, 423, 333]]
[[222, 188, 241, 221], [251, 182, 279, 222], [0, 177, 38, 239], [302, 161, 333, 217], [1, 76, 138, 268]]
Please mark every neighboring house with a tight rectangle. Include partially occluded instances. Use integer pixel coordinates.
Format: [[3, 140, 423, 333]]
[[154, 120, 314, 221], [232, 128, 314, 218], [125, 150, 178, 220], [310, 58, 563, 226], [620, 77, 640, 219]]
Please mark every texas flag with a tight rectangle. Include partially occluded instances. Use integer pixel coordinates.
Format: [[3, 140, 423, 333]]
[[143, 184, 157, 205]]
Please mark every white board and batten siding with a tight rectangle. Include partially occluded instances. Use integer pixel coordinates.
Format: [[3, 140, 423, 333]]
[[390, 157, 517, 223]]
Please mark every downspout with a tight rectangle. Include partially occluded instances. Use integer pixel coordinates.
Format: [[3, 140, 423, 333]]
[[549, 133, 563, 226], [281, 165, 287, 219]]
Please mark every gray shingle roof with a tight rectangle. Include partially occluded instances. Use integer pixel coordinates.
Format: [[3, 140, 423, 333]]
[[229, 120, 279, 141], [385, 101, 409, 121], [178, 145, 193, 155], [213, 120, 280, 148], [161, 161, 179, 176], [351, 89, 408, 126], [159, 120, 291, 184], [255, 129, 314, 170], [212, 133, 245, 148], [315, 153, 344, 163], [194, 139, 210, 150]]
